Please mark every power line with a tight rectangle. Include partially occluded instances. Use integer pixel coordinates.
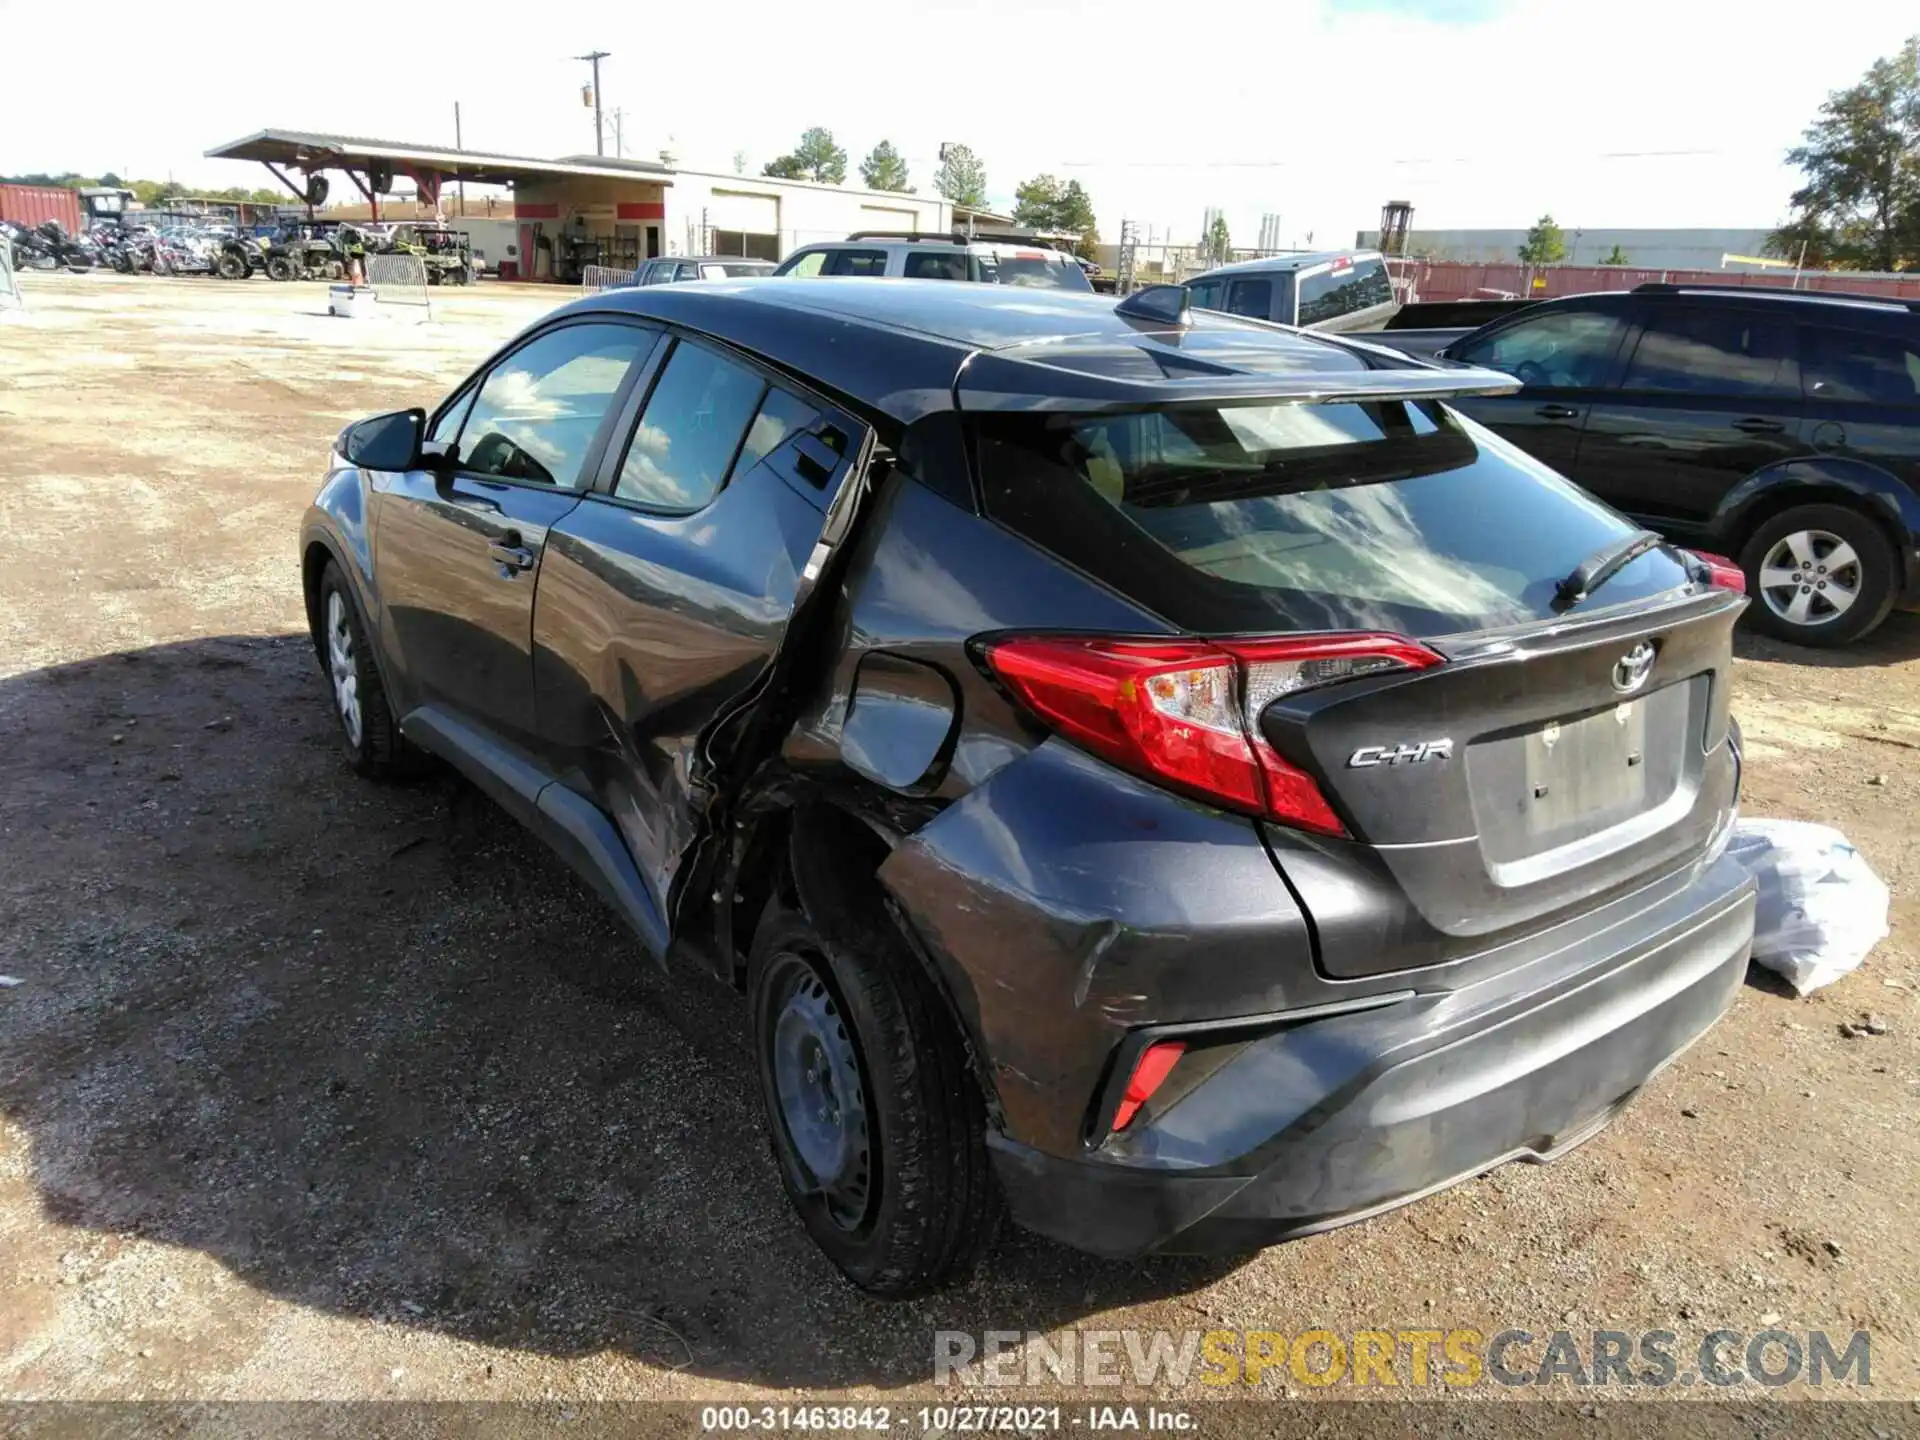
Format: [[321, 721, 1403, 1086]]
[[1057, 147, 1747, 170]]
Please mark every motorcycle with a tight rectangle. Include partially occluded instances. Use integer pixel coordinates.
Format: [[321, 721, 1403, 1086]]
[[17, 220, 98, 272]]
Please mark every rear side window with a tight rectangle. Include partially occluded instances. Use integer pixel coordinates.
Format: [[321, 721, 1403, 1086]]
[[1453, 309, 1627, 390], [905, 250, 969, 281], [614, 340, 764, 510], [736, 387, 821, 474], [976, 401, 1691, 637], [1225, 277, 1273, 320], [1622, 308, 1798, 398], [1800, 326, 1920, 405], [1296, 258, 1393, 326], [825, 249, 888, 277], [1188, 279, 1226, 311]]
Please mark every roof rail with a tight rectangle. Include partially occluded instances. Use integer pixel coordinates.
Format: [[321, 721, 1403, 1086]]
[[843, 229, 1072, 249], [1633, 281, 1920, 312]]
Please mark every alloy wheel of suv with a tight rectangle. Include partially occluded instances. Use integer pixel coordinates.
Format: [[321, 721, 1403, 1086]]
[[312, 561, 416, 777], [1739, 503, 1897, 647]]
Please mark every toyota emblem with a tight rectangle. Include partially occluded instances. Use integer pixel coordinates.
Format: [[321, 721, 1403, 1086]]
[[1612, 641, 1656, 695]]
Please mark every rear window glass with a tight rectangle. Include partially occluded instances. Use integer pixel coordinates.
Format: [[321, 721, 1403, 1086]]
[[905, 250, 970, 281], [1623, 308, 1798, 398], [825, 249, 888, 277], [1297, 258, 1393, 326], [1800, 326, 1920, 404], [976, 401, 1692, 637], [976, 252, 1093, 291], [1225, 277, 1272, 319]]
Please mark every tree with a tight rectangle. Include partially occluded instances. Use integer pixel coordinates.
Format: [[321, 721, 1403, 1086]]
[[1011, 175, 1064, 228], [732, 151, 749, 176], [763, 127, 847, 185], [1762, 214, 1839, 270], [933, 144, 988, 208], [1013, 174, 1099, 255], [1599, 244, 1630, 265], [859, 140, 913, 193], [1768, 36, 1920, 272], [1517, 213, 1567, 264], [1206, 212, 1231, 265]]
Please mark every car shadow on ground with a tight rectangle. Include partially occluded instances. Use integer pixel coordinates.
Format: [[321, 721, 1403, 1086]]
[[1732, 608, 1920, 668], [0, 636, 1238, 1390]]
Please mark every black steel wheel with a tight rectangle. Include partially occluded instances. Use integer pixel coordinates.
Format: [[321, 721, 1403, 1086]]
[[761, 948, 875, 1233], [747, 900, 997, 1297]]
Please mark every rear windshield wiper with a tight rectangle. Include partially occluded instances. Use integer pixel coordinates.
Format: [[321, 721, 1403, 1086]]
[[1554, 529, 1665, 612]]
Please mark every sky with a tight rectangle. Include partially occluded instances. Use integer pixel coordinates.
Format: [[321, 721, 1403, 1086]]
[[1, 0, 1913, 247]]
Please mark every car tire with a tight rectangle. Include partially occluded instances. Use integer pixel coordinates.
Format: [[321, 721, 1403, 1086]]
[[1739, 503, 1897, 647], [266, 255, 295, 282], [313, 562, 414, 777], [747, 898, 998, 1298], [215, 251, 246, 280]]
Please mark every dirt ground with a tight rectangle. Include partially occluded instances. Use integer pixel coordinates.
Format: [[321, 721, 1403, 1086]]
[[2, 273, 1918, 1411]]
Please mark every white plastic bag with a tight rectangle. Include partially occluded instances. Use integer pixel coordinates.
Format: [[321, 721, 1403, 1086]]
[[1726, 819, 1891, 996]]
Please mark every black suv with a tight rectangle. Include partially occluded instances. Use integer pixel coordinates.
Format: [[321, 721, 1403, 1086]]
[[1407, 283, 1920, 646], [303, 280, 1755, 1295]]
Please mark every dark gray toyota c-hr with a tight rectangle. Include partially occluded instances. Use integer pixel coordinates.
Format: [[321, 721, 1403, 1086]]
[[302, 278, 1757, 1296]]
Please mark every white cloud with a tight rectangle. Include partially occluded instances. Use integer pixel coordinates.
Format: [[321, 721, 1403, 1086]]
[[3, 2, 1913, 246]]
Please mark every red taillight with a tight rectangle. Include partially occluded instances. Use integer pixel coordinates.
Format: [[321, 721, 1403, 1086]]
[[1112, 1040, 1185, 1130], [984, 633, 1441, 837], [1685, 549, 1747, 594]]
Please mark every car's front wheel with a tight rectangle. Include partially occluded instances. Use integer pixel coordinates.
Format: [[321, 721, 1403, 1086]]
[[747, 900, 997, 1297], [1740, 503, 1898, 647], [313, 562, 413, 776]]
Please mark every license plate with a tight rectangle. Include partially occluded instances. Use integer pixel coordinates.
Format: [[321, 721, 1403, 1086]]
[[1521, 699, 1650, 837]]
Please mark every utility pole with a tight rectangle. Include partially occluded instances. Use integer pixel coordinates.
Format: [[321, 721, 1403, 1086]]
[[453, 101, 466, 217], [609, 107, 626, 159], [574, 50, 611, 156]]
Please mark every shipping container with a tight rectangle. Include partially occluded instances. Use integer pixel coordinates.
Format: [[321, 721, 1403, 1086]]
[[0, 184, 85, 234]]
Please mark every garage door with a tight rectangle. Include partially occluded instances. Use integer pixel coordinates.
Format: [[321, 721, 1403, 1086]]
[[708, 190, 780, 235], [859, 205, 919, 233]]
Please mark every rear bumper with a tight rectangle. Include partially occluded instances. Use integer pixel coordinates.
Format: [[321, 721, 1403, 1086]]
[[988, 851, 1755, 1257]]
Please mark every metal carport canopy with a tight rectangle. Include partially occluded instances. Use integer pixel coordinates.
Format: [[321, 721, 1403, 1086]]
[[204, 129, 675, 189]]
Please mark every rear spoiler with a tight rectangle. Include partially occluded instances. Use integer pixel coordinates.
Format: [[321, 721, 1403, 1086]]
[[957, 350, 1520, 414]]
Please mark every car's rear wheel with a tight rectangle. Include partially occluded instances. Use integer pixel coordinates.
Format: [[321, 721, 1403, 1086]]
[[1739, 503, 1897, 647], [314, 562, 413, 777], [747, 900, 997, 1297]]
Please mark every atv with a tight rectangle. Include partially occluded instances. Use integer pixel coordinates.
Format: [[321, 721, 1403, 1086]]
[[262, 224, 344, 282]]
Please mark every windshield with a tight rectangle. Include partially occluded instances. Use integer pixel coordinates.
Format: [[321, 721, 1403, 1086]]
[[975, 400, 1693, 637], [976, 252, 1093, 291], [702, 262, 772, 278]]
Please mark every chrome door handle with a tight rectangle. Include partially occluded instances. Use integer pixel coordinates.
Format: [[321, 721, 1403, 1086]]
[[488, 538, 535, 572], [1535, 403, 1580, 420]]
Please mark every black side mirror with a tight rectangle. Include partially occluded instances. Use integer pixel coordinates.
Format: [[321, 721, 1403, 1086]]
[[342, 408, 425, 471]]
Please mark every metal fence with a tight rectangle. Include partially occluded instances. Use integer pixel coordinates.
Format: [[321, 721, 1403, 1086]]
[[581, 264, 637, 293], [367, 253, 430, 318], [1390, 258, 1920, 304]]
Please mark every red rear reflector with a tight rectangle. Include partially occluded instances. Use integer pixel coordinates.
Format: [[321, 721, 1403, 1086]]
[[985, 633, 1440, 837], [1113, 1041, 1185, 1130], [1684, 549, 1747, 594]]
